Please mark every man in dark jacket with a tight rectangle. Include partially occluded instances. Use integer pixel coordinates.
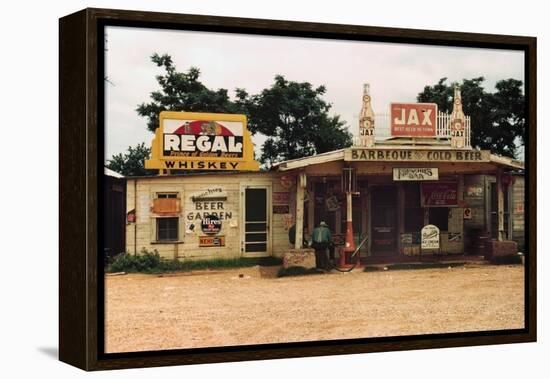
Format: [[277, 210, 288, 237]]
[[311, 221, 332, 271]]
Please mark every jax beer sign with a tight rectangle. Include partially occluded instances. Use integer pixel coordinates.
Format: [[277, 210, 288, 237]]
[[145, 111, 260, 172], [391, 103, 437, 137]]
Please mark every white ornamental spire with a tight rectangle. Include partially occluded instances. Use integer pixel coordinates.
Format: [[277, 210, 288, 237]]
[[358, 83, 375, 147], [450, 85, 466, 149]]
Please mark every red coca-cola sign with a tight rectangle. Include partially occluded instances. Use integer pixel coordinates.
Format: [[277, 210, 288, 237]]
[[421, 182, 458, 207]]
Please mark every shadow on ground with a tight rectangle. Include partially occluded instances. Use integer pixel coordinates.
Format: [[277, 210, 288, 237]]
[[37, 346, 58, 359]]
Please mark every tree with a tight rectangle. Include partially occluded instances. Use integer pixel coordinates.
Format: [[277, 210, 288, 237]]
[[236, 75, 352, 167], [106, 143, 154, 177], [136, 54, 351, 167], [136, 53, 238, 132], [417, 77, 524, 158]]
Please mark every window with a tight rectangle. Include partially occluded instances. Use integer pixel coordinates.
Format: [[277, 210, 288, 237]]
[[157, 193, 178, 198], [156, 217, 179, 241], [429, 207, 449, 231]]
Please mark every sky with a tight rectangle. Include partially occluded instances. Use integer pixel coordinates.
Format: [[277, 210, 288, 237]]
[[104, 26, 525, 161]]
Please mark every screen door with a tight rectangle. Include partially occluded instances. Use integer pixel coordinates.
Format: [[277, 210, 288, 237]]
[[244, 187, 269, 254]]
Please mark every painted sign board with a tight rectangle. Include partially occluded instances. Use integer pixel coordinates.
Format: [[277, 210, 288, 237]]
[[466, 185, 483, 197], [393, 168, 439, 181], [346, 149, 490, 162], [191, 187, 227, 202], [325, 195, 340, 211], [516, 203, 524, 214], [145, 112, 260, 172], [391, 103, 437, 137], [450, 118, 466, 148], [421, 182, 458, 207], [199, 235, 225, 247], [273, 204, 290, 214], [273, 192, 290, 204], [401, 233, 413, 244], [448, 232, 462, 243], [421, 224, 440, 249]]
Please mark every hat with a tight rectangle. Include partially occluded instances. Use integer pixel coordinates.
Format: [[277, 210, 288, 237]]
[[319, 221, 327, 227]]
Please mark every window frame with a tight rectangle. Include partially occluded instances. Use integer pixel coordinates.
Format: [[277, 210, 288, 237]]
[[155, 216, 180, 242]]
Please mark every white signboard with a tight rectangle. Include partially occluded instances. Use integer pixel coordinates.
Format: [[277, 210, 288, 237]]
[[393, 168, 439, 181], [421, 224, 440, 250]]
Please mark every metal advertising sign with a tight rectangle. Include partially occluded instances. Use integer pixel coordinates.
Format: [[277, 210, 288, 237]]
[[201, 214, 222, 235], [421, 182, 458, 207], [421, 224, 440, 250], [199, 235, 225, 247], [391, 103, 437, 137], [145, 112, 260, 172], [393, 168, 439, 181]]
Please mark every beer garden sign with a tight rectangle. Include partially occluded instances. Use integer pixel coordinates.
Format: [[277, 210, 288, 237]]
[[145, 111, 260, 172]]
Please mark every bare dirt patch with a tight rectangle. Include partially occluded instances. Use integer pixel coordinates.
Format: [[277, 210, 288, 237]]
[[104, 264, 524, 353]]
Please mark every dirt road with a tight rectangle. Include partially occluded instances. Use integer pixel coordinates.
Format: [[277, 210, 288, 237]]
[[105, 264, 524, 353]]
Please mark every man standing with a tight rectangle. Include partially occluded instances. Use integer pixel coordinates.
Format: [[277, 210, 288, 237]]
[[311, 221, 332, 271]]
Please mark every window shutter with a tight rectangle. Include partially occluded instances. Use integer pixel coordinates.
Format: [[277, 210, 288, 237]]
[[153, 198, 181, 214]]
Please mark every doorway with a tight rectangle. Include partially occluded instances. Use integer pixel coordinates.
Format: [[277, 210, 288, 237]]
[[371, 186, 398, 255], [243, 187, 270, 255]]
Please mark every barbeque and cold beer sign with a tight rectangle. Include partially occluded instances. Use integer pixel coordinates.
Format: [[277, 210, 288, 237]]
[[145, 111, 260, 171]]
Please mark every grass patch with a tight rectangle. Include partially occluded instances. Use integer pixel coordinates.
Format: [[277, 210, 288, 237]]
[[107, 249, 282, 274], [277, 266, 322, 278], [491, 254, 523, 265]]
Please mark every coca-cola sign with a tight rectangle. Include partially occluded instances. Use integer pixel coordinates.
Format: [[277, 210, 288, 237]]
[[421, 182, 458, 207]]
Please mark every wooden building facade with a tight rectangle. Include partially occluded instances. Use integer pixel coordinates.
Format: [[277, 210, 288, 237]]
[[124, 152, 524, 261], [125, 172, 296, 260], [124, 85, 525, 262], [272, 147, 524, 260]]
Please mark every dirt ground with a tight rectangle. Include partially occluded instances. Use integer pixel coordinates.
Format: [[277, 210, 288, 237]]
[[104, 264, 524, 353]]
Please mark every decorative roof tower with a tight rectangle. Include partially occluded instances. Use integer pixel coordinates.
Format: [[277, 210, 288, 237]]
[[358, 83, 375, 147], [450, 85, 466, 148]]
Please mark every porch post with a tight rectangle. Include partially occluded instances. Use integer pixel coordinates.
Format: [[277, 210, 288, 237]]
[[497, 167, 505, 241], [307, 181, 315, 236], [397, 183, 405, 255], [295, 172, 306, 249]]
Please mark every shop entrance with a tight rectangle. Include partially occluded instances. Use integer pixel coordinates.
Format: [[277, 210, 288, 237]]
[[371, 186, 398, 255], [243, 187, 270, 255]]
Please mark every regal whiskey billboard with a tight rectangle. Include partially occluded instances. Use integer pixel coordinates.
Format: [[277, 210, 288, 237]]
[[145, 111, 260, 172]]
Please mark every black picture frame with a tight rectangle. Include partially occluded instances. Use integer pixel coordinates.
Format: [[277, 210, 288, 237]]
[[59, 7, 536, 371]]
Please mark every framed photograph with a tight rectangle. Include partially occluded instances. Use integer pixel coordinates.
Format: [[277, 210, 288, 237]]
[[59, 8, 536, 371]]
